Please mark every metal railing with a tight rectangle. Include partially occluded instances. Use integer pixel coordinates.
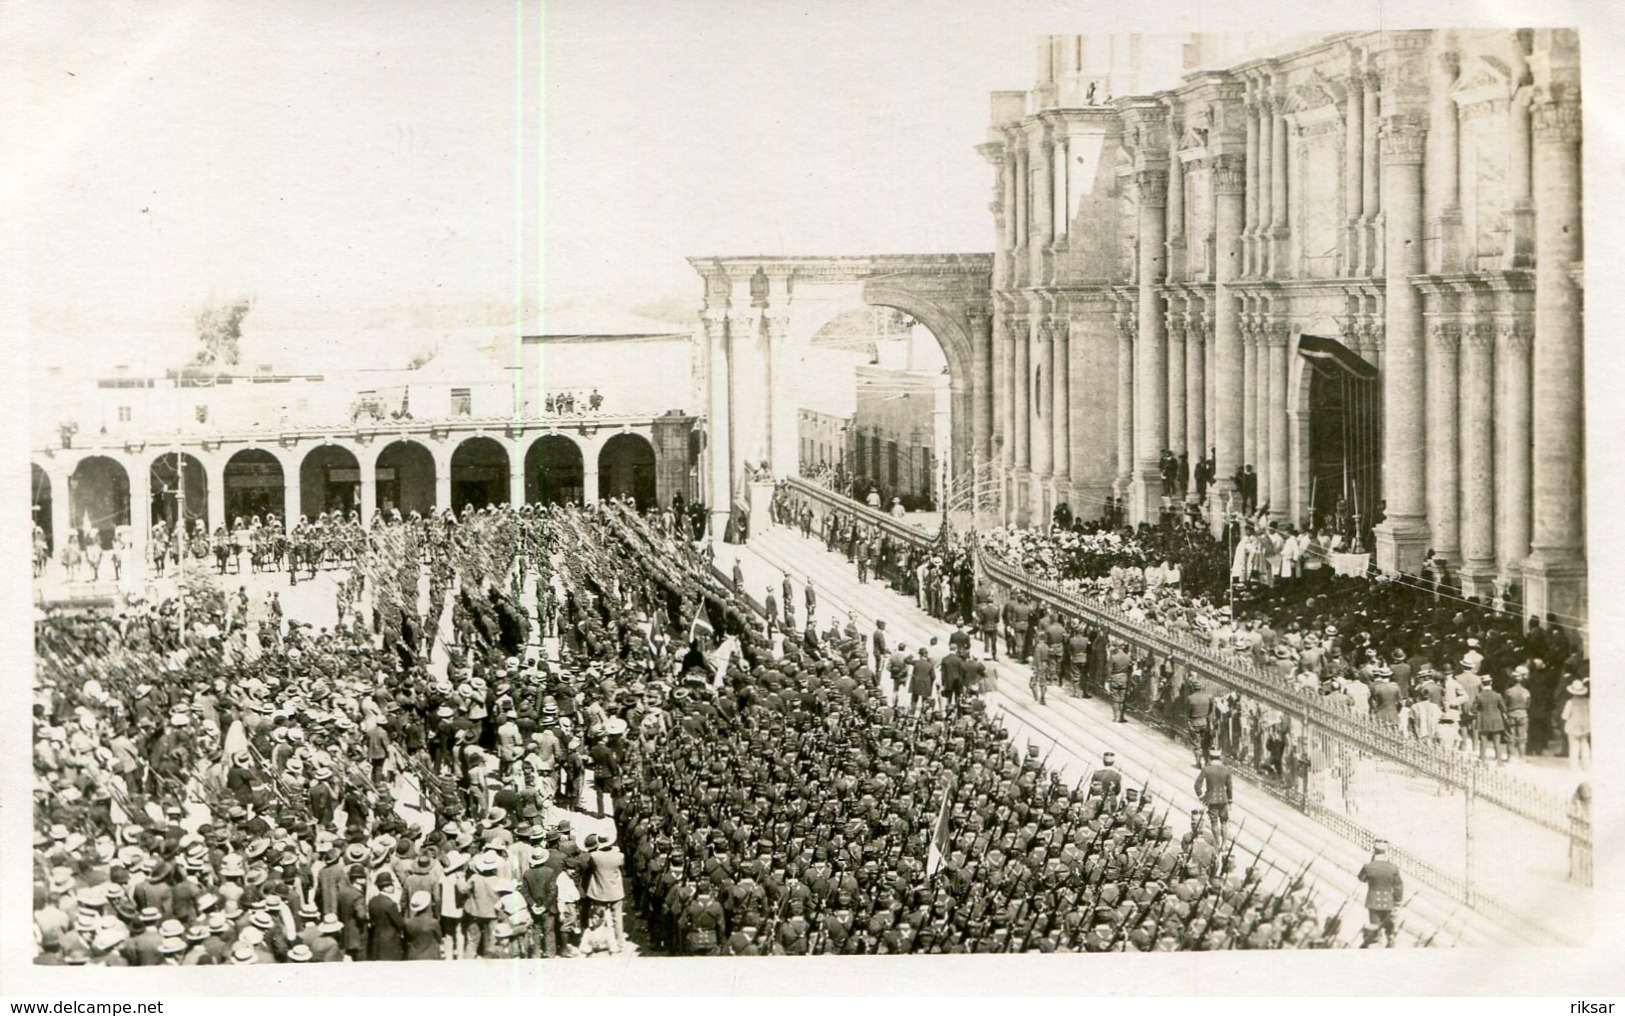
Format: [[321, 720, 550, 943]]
[[780, 476, 1589, 944]]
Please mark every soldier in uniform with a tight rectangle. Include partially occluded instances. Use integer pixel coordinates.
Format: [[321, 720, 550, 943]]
[[1193, 747, 1232, 840], [1356, 841, 1403, 948]]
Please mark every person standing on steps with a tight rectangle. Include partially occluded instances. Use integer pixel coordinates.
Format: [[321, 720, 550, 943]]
[[1193, 746, 1233, 840], [1357, 840, 1404, 949]]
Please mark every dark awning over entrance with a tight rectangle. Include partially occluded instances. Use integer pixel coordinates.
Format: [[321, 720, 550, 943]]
[[1298, 334, 1378, 380]]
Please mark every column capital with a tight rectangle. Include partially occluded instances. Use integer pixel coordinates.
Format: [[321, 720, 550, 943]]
[[1166, 313, 1188, 340], [1051, 317, 1070, 344], [1499, 321, 1534, 352], [1363, 320, 1387, 352], [1380, 112, 1429, 163], [1188, 314, 1210, 345], [1135, 169, 1169, 207], [1428, 321, 1461, 350], [1208, 153, 1246, 194], [1114, 310, 1137, 339], [1462, 321, 1496, 352], [1261, 321, 1292, 347], [1532, 93, 1581, 142]]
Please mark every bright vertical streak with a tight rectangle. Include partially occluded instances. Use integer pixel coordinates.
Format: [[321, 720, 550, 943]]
[[511, 0, 525, 423], [535, 0, 547, 421]]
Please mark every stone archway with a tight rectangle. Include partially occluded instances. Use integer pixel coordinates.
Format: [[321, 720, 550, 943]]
[[301, 444, 362, 519], [525, 434, 584, 506], [690, 254, 991, 531], [451, 436, 511, 511], [72, 456, 131, 549], [375, 440, 437, 517], [598, 432, 657, 509], [150, 452, 208, 531], [1290, 333, 1380, 535], [223, 448, 286, 524], [32, 463, 54, 553]]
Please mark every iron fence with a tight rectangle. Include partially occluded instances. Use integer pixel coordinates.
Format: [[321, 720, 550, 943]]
[[781, 477, 1589, 945]]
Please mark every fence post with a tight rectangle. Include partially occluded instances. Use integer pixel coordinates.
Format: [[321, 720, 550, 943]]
[[1464, 762, 1477, 907]]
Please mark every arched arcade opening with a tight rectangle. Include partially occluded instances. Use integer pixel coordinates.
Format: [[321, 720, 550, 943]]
[[301, 444, 361, 519], [598, 433, 657, 510], [376, 440, 436, 518], [223, 449, 285, 524], [32, 463, 54, 553], [526, 435, 584, 506], [451, 437, 510, 511], [71, 456, 130, 549], [150, 452, 208, 532]]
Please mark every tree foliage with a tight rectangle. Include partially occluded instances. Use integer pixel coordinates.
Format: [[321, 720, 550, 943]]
[[190, 298, 253, 367]]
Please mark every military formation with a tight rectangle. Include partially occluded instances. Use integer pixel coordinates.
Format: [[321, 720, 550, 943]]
[[34, 484, 1389, 964]]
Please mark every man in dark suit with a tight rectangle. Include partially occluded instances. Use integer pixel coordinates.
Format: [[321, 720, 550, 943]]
[[335, 865, 368, 961], [367, 871, 407, 961], [1357, 841, 1404, 948]]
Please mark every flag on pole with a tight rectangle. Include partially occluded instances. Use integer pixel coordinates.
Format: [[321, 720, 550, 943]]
[[925, 773, 958, 876], [688, 609, 713, 644]]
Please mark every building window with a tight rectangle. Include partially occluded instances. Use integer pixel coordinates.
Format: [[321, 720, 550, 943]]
[[451, 388, 472, 417], [117, 406, 131, 422]]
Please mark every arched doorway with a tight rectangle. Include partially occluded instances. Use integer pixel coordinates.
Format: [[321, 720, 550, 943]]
[[798, 305, 954, 513], [451, 436, 510, 511], [223, 449, 285, 524], [301, 444, 362, 518], [150, 452, 208, 531], [526, 435, 583, 505], [70, 456, 130, 549], [1298, 335, 1380, 535], [32, 463, 54, 554], [375, 440, 436, 517], [599, 433, 657, 509]]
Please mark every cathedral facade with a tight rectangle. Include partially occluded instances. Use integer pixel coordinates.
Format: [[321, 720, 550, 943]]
[[980, 29, 1585, 625]]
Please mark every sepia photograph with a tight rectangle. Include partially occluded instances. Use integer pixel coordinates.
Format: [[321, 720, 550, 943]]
[[6, 0, 1619, 1000]]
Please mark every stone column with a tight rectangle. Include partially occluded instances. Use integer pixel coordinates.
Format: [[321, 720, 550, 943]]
[[1013, 308, 1032, 516], [1242, 316, 1257, 484], [1167, 310, 1186, 482], [1373, 107, 1431, 574], [1209, 154, 1247, 532], [1014, 143, 1029, 262], [1256, 104, 1273, 277], [435, 470, 452, 513], [1051, 317, 1071, 504], [1504, 40, 1535, 269], [971, 306, 995, 485], [1267, 324, 1289, 522], [1115, 309, 1134, 498], [206, 466, 225, 531], [1270, 101, 1290, 275], [1497, 322, 1533, 584], [360, 472, 377, 524], [582, 457, 600, 505], [1186, 312, 1207, 503], [1031, 129, 1053, 280], [1523, 65, 1585, 622], [1244, 94, 1261, 275], [1166, 139, 1186, 283], [1429, 50, 1462, 272], [703, 312, 732, 530], [283, 464, 301, 526], [1426, 322, 1461, 565], [1256, 318, 1274, 510], [1032, 314, 1053, 482], [1344, 73, 1365, 276], [1459, 322, 1497, 594], [1053, 135, 1070, 239], [507, 444, 525, 507], [998, 303, 1017, 477], [1362, 75, 1382, 275], [1131, 168, 1169, 524]]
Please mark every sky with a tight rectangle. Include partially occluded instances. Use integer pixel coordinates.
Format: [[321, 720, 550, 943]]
[[11, 0, 1615, 371]]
